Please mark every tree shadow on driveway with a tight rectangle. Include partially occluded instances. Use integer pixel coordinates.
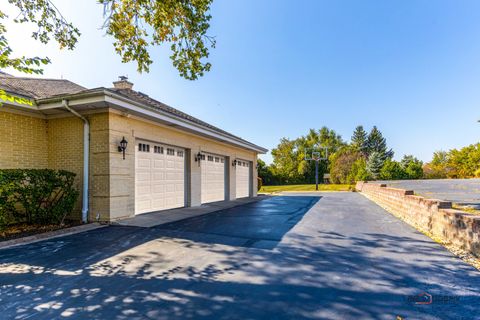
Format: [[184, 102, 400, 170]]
[[0, 194, 479, 319]]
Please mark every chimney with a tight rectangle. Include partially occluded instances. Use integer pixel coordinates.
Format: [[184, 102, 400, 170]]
[[113, 75, 133, 90]]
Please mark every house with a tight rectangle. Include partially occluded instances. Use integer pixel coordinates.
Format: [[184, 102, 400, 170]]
[[0, 72, 267, 222]]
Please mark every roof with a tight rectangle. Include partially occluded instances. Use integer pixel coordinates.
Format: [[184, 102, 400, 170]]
[[110, 88, 242, 140], [0, 73, 86, 99], [0, 72, 266, 153]]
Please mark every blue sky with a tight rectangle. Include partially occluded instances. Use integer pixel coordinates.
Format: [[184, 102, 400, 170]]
[[3, 1, 480, 164]]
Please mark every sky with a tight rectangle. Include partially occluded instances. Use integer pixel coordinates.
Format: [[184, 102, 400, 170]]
[[3, 0, 480, 164]]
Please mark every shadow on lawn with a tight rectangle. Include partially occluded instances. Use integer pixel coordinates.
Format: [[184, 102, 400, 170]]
[[0, 196, 479, 319]]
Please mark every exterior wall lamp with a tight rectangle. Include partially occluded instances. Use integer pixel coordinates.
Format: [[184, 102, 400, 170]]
[[232, 159, 237, 167], [118, 136, 128, 160], [194, 152, 203, 166]]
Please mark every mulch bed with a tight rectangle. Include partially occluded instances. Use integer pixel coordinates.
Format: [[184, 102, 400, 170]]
[[0, 221, 82, 242]]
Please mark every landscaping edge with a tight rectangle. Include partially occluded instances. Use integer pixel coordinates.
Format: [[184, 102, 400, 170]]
[[356, 181, 480, 258], [0, 223, 108, 250]]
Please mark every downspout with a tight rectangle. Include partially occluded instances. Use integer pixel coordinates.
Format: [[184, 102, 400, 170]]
[[62, 99, 89, 223]]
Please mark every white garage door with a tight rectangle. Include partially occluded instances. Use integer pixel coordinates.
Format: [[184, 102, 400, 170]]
[[236, 160, 251, 198], [201, 153, 226, 203], [135, 140, 185, 214]]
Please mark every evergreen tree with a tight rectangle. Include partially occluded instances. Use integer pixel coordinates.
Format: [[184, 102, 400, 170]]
[[366, 126, 394, 159], [366, 151, 384, 179], [401, 155, 424, 179], [351, 125, 368, 154]]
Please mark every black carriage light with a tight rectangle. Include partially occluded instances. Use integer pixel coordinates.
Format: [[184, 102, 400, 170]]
[[232, 159, 237, 167], [118, 136, 128, 160], [195, 152, 203, 166]]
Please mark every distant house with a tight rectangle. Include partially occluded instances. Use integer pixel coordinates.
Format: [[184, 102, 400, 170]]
[[0, 73, 267, 222]]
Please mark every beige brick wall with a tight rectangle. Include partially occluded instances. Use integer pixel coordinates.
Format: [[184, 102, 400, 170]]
[[0, 110, 48, 168], [104, 111, 258, 220], [47, 114, 110, 221], [356, 182, 480, 257], [0, 109, 260, 222]]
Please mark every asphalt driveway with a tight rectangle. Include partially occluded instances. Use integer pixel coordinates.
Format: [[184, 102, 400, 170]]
[[0, 193, 479, 319]]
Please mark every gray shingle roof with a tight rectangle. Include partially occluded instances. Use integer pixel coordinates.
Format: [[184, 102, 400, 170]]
[[110, 88, 246, 141], [0, 73, 265, 151], [0, 74, 86, 99]]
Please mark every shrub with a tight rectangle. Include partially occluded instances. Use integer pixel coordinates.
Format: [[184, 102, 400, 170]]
[[0, 169, 79, 229], [257, 177, 263, 191], [330, 148, 363, 184], [380, 159, 407, 180], [350, 158, 371, 182]]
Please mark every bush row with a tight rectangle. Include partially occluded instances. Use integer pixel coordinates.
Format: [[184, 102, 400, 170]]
[[0, 169, 79, 229]]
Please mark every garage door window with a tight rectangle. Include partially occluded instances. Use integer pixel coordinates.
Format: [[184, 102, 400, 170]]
[[154, 146, 163, 154], [167, 148, 175, 156], [177, 150, 184, 157], [139, 143, 150, 152]]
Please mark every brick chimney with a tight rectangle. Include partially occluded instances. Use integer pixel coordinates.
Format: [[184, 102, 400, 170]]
[[113, 75, 133, 90]]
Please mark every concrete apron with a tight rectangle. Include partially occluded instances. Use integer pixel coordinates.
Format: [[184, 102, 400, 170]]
[[113, 195, 271, 228]]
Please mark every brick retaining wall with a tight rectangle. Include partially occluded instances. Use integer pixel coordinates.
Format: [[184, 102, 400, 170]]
[[356, 181, 480, 257]]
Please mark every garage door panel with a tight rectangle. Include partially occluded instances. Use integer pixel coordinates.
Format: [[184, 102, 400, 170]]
[[236, 161, 250, 198], [153, 159, 165, 168], [151, 184, 165, 194], [135, 140, 185, 214], [201, 153, 226, 203], [152, 198, 165, 208], [137, 171, 151, 181], [137, 185, 151, 195], [137, 158, 151, 168]]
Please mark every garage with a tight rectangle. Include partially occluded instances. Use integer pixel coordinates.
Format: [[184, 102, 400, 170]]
[[236, 160, 251, 198], [201, 153, 226, 203], [135, 140, 186, 214]]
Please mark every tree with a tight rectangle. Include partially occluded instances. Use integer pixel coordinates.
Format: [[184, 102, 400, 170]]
[[380, 159, 407, 180], [366, 151, 383, 180], [329, 148, 363, 184], [400, 155, 423, 179], [366, 126, 394, 160], [351, 125, 368, 155], [257, 158, 277, 185], [295, 127, 345, 183], [423, 151, 449, 179], [2, 0, 215, 79], [270, 138, 303, 184], [349, 157, 371, 182], [446, 143, 480, 178]]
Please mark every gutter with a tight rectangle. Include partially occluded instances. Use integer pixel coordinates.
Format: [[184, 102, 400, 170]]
[[37, 89, 268, 154], [62, 99, 89, 223]]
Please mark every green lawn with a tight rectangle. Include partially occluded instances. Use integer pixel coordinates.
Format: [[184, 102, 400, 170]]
[[259, 184, 354, 193]]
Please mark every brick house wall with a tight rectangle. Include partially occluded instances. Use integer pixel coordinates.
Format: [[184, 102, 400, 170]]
[[0, 111, 48, 168], [1, 109, 258, 222], [105, 111, 258, 221]]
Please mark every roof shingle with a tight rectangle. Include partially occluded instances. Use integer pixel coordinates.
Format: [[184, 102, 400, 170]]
[[0, 74, 86, 99]]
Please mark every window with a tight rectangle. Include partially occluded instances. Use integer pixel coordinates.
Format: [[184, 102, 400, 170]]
[[138, 143, 150, 152], [154, 146, 164, 154], [214, 157, 219, 163], [207, 155, 213, 161], [167, 148, 175, 156], [238, 161, 242, 166], [177, 150, 184, 157], [220, 158, 224, 163]]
